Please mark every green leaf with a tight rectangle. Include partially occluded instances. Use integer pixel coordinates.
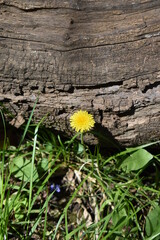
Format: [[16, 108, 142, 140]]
[[13, 197, 28, 221], [45, 142, 53, 152], [145, 205, 160, 239], [112, 204, 127, 229], [77, 143, 85, 155], [11, 156, 38, 182], [37, 158, 48, 173], [120, 149, 153, 172]]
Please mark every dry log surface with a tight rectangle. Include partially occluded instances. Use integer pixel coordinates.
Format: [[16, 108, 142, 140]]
[[0, 0, 160, 146]]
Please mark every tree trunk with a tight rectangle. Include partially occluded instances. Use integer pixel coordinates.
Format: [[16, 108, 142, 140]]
[[0, 0, 160, 146]]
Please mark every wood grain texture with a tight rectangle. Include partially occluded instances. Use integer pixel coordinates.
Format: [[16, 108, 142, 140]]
[[0, 0, 160, 146]]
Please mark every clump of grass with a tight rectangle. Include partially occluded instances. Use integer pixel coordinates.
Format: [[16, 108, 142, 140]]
[[0, 108, 160, 240]]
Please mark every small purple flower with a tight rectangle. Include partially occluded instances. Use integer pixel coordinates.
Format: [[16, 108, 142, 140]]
[[55, 184, 61, 193], [50, 184, 54, 192], [50, 184, 60, 193]]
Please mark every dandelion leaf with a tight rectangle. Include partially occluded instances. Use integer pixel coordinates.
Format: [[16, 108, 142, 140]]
[[120, 149, 153, 172], [145, 205, 160, 239], [11, 156, 38, 182]]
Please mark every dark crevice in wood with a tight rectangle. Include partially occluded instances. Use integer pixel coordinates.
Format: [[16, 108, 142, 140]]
[[0, 3, 83, 12], [41, 87, 46, 94], [0, 36, 43, 46], [30, 86, 39, 91], [137, 31, 160, 39], [56, 86, 74, 93], [0, 98, 11, 103], [98, 110, 103, 123], [19, 99, 28, 104], [61, 38, 154, 52], [142, 81, 160, 93], [75, 81, 123, 90], [67, 86, 74, 93], [14, 92, 22, 96], [122, 70, 160, 85], [57, 108, 66, 115], [116, 105, 135, 117], [19, 85, 24, 96], [70, 19, 74, 25], [1, 34, 159, 53]]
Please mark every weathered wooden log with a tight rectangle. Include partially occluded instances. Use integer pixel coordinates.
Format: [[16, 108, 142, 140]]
[[0, 0, 160, 146]]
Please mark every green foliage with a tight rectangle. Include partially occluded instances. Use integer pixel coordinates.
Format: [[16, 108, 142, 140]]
[[10, 156, 39, 182], [0, 107, 160, 239], [145, 205, 160, 240], [120, 148, 153, 172]]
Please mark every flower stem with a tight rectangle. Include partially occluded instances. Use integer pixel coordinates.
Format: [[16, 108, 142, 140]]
[[80, 132, 87, 158], [80, 132, 84, 146]]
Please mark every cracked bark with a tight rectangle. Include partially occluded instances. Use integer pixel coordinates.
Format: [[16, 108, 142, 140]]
[[0, 0, 160, 146]]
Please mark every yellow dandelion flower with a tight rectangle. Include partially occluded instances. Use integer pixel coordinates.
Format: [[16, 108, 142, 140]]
[[70, 110, 95, 133]]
